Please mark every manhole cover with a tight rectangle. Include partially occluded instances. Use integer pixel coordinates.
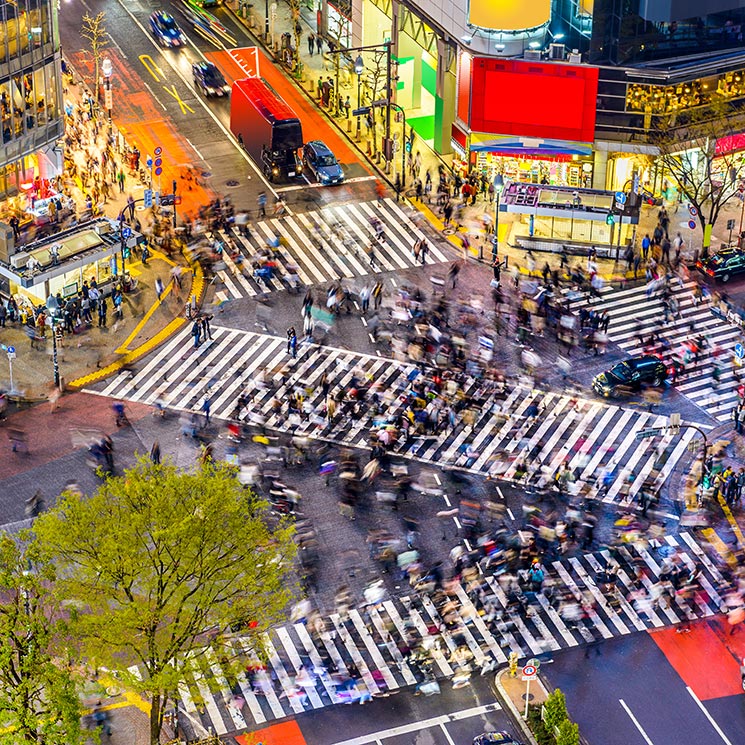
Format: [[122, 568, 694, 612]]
[[225, 179, 240, 188]]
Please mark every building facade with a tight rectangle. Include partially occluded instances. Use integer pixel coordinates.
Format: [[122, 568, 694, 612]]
[[329, 0, 745, 197], [0, 0, 64, 208]]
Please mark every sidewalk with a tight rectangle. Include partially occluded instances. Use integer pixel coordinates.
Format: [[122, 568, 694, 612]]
[[0, 64, 206, 397], [494, 667, 548, 745]]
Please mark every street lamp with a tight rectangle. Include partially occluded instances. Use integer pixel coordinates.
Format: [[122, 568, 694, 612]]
[[355, 54, 363, 141], [102, 57, 113, 120]]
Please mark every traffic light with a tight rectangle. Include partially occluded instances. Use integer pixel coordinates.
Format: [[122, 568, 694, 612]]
[[405, 138, 412, 153], [606, 213, 615, 225], [143, 189, 153, 208], [122, 245, 131, 259]]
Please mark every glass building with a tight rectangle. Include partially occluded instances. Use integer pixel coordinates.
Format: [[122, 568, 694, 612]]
[[0, 0, 64, 206]]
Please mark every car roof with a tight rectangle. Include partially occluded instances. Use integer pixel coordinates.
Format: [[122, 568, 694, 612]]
[[628, 355, 661, 365], [194, 61, 216, 71], [153, 11, 172, 20], [307, 140, 333, 155]]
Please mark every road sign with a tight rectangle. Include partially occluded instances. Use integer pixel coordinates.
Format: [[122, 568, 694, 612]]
[[121, 227, 132, 239], [615, 201, 625, 211], [615, 191, 626, 204], [728, 219, 736, 231], [146, 156, 153, 169], [736, 343, 745, 360], [155, 167, 163, 176], [636, 428, 659, 440], [154, 146, 162, 156], [143, 189, 153, 208], [522, 664, 537, 678], [688, 220, 696, 230], [7, 346, 14, 354], [689, 205, 698, 217]]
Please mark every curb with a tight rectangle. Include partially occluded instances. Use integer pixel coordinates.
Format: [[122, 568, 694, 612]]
[[66, 260, 205, 389], [493, 668, 541, 745]]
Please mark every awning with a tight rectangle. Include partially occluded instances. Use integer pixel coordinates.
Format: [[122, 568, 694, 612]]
[[469, 136, 593, 157]]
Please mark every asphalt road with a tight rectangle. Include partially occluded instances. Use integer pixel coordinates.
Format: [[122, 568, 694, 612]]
[[292, 673, 516, 745], [543, 630, 745, 745]]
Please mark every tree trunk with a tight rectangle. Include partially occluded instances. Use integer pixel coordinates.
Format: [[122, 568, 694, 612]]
[[149, 693, 162, 745]]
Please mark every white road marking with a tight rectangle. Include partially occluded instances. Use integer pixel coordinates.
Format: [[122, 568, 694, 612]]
[[619, 699, 655, 745]]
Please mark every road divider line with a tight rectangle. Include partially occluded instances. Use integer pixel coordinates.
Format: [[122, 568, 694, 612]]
[[686, 687, 734, 745], [619, 699, 655, 745]]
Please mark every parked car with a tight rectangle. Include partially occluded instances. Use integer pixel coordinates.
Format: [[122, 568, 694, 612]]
[[192, 61, 230, 97], [149, 11, 187, 47], [592, 354, 668, 398], [696, 247, 745, 283], [302, 140, 344, 185], [473, 733, 523, 745]]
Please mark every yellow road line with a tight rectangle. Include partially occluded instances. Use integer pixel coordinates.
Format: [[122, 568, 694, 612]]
[[68, 261, 204, 389], [97, 674, 151, 714], [701, 527, 738, 567], [116, 282, 175, 353], [717, 492, 745, 547]]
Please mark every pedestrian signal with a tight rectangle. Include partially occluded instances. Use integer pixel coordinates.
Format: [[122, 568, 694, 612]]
[[122, 246, 131, 259], [405, 139, 412, 153], [606, 213, 615, 225], [143, 189, 153, 208]]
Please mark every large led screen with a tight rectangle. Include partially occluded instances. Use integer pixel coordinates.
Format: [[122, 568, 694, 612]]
[[470, 58, 599, 142], [469, 0, 551, 30]]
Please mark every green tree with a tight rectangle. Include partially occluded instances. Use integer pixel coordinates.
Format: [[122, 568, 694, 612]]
[[653, 103, 745, 253], [0, 534, 84, 745], [33, 459, 296, 745], [80, 12, 109, 104], [543, 688, 568, 734], [556, 719, 580, 745]]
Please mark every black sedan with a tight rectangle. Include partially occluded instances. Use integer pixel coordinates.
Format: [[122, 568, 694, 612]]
[[696, 247, 745, 283], [592, 355, 668, 398], [192, 61, 230, 97], [473, 733, 523, 745]]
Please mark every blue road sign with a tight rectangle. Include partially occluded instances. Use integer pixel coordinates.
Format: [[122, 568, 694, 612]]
[[7, 346, 14, 354], [122, 227, 132, 239], [146, 157, 153, 169], [688, 220, 697, 230], [615, 191, 627, 204], [155, 167, 163, 176], [154, 146, 162, 156], [736, 343, 745, 359]]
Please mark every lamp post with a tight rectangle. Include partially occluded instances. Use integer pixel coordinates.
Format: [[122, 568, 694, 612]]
[[388, 102, 407, 188], [328, 41, 393, 165], [101, 57, 113, 120], [172, 178, 178, 229], [264, 0, 270, 41], [493, 181, 504, 261], [355, 54, 363, 141], [51, 316, 60, 389]]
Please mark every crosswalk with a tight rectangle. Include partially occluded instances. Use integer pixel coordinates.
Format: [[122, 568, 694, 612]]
[[160, 532, 725, 736], [573, 279, 742, 421], [92, 325, 697, 504], [208, 198, 450, 301]]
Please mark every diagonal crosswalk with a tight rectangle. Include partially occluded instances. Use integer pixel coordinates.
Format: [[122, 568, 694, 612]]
[[159, 533, 725, 736], [209, 198, 451, 301], [92, 325, 697, 504], [571, 280, 742, 421]]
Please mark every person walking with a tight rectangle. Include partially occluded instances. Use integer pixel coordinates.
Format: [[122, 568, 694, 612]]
[[419, 239, 429, 265], [192, 318, 202, 348], [448, 262, 460, 289], [117, 169, 125, 193], [155, 277, 165, 302], [257, 191, 267, 218], [360, 284, 370, 314], [201, 314, 213, 340], [287, 326, 297, 358], [372, 280, 383, 310], [308, 32, 315, 55], [97, 296, 108, 327], [201, 396, 211, 427], [150, 440, 161, 465]]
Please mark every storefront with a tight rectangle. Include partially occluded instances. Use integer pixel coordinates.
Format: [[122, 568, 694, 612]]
[[0, 218, 143, 306], [499, 182, 638, 254], [454, 55, 600, 185], [459, 135, 594, 188]]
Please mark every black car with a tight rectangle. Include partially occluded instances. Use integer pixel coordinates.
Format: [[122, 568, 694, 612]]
[[192, 61, 230, 97], [592, 355, 667, 398], [696, 247, 745, 283], [473, 733, 523, 745], [302, 140, 344, 185]]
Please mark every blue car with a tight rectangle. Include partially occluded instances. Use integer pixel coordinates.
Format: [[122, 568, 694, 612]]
[[149, 11, 187, 47], [303, 140, 344, 185]]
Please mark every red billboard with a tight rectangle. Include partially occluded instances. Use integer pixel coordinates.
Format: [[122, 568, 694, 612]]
[[469, 58, 599, 143]]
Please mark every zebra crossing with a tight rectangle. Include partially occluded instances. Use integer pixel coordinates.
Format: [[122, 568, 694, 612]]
[[92, 324, 697, 504], [209, 198, 450, 301], [573, 279, 744, 422], [164, 532, 725, 736]]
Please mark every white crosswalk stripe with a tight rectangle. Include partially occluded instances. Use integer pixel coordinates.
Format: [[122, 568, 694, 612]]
[[209, 198, 450, 299], [164, 534, 725, 736], [571, 280, 743, 421], [90, 325, 695, 504]]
